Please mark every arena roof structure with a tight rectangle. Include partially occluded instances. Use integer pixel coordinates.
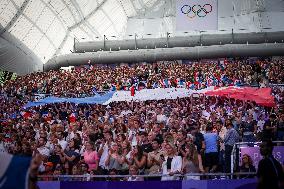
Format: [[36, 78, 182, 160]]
[[1, 0, 284, 74]]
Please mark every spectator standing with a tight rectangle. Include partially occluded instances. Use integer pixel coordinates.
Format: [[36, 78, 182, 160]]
[[263, 114, 278, 141], [36, 137, 50, 157], [147, 139, 163, 180], [182, 143, 200, 180], [216, 120, 227, 172], [257, 140, 284, 189], [203, 126, 219, 173], [224, 120, 240, 173], [57, 131, 67, 150], [256, 114, 266, 141], [277, 112, 284, 141], [63, 138, 80, 169], [240, 114, 257, 143], [161, 143, 182, 181], [48, 144, 64, 170], [105, 142, 123, 173], [128, 145, 147, 174], [83, 141, 99, 172]]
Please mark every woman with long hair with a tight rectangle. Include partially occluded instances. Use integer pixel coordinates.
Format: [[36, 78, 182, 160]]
[[120, 140, 131, 175], [105, 142, 123, 172], [63, 138, 81, 169], [83, 141, 99, 172], [239, 154, 256, 178], [182, 143, 200, 180], [128, 145, 147, 174]]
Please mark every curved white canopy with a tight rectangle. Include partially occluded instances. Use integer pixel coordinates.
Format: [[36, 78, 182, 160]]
[[0, 0, 164, 64]]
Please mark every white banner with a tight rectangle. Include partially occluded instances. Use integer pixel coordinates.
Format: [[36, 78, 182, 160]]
[[103, 87, 215, 104], [176, 0, 218, 31]]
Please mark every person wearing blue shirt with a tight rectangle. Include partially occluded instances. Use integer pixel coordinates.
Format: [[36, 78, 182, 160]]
[[203, 125, 220, 173]]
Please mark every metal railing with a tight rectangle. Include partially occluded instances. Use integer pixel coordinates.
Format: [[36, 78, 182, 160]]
[[38, 172, 256, 181]]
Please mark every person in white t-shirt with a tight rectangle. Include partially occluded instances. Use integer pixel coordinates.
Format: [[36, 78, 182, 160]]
[[98, 131, 112, 171], [36, 137, 50, 157], [156, 108, 168, 123], [57, 131, 67, 150], [256, 114, 266, 141], [202, 106, 211, 120]]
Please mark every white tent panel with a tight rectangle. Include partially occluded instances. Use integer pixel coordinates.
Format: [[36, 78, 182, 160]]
[[119, 0, 137, 17], [57, 7, 76, 27], [0, 1, 17, 28], [163, 17, 174, 33], [233, 0, 259, 14], [60, 35, 74, 55], [263, 12, 284, 32], [63, 0, 81, 22], [234, 13, 261, 32], [79, 24, 99, 40], [8, 15, 33, 40], [13, 0, 25, 7], [87, 10, 105, 30], [48, 0, 67, 13], [71, 27, 91, 41], [125, 18, 143, 38], [264, 0, 284, 12], [219, 17, 235, 31], [103, 1, 127, 36], [90, 11, 112, 34], [36, 8, 56, 33], [45, 19, 65, 47], [219, 0, 234, 17], [33, 37, 55, 62], [21, 26, 43, 50], [0, 0, 9, 11], [23, 0, 46, 23], [76, 0, 98, 17], [97, 0, 104, 4]]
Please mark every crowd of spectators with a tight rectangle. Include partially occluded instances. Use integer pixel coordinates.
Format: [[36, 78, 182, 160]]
[[0, 58, 284, 181], [1, 58, 284, 98]]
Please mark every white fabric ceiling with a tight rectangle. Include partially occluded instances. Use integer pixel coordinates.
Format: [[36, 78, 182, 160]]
[[0, 0, 162, 63]]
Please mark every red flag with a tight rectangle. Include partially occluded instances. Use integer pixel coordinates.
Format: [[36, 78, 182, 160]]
[[20, 111, 32, 119], [69, 113, 76, 123], [130, 86, 135, 96]]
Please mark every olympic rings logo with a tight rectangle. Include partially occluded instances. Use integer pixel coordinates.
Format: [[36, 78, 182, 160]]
[[180, 4, 212, 19]]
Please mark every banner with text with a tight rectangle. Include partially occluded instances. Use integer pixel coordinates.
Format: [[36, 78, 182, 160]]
[[239, 146, 284, 169], [176, 0, 218, 31]]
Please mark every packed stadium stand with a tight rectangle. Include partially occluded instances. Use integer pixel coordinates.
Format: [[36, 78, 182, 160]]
[[1, 1, 284, 189]]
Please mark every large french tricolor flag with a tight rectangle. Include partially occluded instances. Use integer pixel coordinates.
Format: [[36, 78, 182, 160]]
[[0, 152, 31, 189]]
